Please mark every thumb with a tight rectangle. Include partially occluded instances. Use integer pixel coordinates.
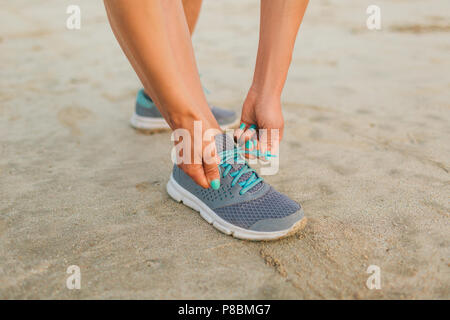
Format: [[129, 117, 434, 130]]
[[259, 127, 282, 159], [203, 141, 221, 190]]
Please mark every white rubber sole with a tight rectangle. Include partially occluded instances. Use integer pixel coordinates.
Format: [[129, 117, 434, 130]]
[[130, 113, 170, 131], [130, 112, 240, 132], [166, 175, 306, 241]]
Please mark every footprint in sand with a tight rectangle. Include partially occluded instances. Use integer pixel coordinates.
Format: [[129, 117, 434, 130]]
[[57, 106, 93, 136], [390, 24, 450, 34]]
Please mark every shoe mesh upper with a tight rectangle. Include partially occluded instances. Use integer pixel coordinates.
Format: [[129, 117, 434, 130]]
[[173, 134, 302, 230], [214, 187, 300, 229]]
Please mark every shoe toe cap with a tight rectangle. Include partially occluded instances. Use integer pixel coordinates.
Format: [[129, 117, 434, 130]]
[[248, 206, 304, 232]]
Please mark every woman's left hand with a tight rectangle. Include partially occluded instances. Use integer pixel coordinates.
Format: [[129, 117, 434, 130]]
[[234, 88, 284, 158]]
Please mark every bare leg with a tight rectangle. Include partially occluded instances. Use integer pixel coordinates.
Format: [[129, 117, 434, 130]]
[[182, 0, 203, 35], [141, 0, 202, 97], [237, 0, 309, 155], [104, 0, 220, 189]]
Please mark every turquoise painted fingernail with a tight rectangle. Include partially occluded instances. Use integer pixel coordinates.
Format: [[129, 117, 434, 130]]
[[239, 123, 246, 130], [211, 179, 220, 190], [249, 124, 257, 131], [245, 140, 253, 149]]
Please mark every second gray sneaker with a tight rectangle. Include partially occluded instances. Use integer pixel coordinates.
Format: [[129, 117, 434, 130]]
[[130, 89, 239, 132]]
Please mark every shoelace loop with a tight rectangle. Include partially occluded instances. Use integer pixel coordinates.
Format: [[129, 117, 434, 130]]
[[218, 146, 275, 195]]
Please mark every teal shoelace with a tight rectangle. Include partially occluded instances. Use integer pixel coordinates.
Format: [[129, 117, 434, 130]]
[[218, 146, 275, 195]]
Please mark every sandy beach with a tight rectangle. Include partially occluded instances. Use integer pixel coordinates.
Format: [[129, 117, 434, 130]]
[[0, 0, 449, 299]]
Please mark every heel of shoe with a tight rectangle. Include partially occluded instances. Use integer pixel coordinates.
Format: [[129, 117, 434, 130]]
[[166, 176, 182, 203]]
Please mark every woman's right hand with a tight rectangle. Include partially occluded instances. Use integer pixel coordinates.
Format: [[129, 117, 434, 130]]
[[171, 114, 222, 190]]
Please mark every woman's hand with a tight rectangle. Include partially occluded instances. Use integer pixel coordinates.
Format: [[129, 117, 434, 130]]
[[234, 88, 284, 158], [172, 113, 222, 190], [235, 0, 309, 158]]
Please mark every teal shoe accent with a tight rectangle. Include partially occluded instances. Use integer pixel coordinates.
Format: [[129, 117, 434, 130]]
[[135, 89, 164, 118], [211, 179, 221, 190], [249, 124, 257, 131], [218, 145, 275, 195], [239, 123, 246, 130], [245, 140, 253, 149], [136, 89, 155, 109]]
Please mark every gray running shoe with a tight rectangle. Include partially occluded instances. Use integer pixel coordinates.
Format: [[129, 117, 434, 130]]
[[166, 133, 306, 240], [130, 89, 239, 132]]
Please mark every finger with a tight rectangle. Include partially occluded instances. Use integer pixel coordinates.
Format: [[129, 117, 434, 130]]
[[243, 138, 259, 161], [233, 123, 247, 142], [203, 140, 221, 190], [238, 124, 257, 147], [181, 164, 210, 189], [235, 123, 257, 160], [243, 128, 258, 160], [203, 159, 221, 190], [259, 128, 282, 159]]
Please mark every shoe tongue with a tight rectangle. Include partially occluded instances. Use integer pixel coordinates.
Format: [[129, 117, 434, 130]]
[[214, 133, 264, 193], [214, 133, 235, 154]]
